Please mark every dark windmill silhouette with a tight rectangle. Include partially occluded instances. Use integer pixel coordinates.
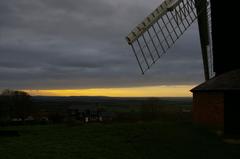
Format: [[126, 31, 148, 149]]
[[126, 0, 240, 137]]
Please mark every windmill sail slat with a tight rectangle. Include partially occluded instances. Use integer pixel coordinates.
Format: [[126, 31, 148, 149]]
[[126, 0, 212, 74], [126, 0, 179, 45]]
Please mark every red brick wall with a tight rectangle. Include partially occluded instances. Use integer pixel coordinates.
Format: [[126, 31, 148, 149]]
[[192, 92, 224, 126]]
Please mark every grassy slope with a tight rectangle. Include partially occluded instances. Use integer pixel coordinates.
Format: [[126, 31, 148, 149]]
[[1, 122, 240, 159]]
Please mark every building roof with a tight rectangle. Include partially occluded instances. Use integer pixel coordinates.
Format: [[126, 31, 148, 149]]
[[191, 69, 240, 92]]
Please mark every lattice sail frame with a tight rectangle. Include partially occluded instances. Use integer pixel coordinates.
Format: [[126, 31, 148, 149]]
[[126, 0, 213, 75]]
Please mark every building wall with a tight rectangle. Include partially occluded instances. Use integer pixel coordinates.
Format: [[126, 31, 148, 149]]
[[224, 91, 240, 135], [192, 92, 224, 126]]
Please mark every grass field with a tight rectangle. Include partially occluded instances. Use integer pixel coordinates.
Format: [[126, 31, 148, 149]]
[[1, 121, 240, 159]]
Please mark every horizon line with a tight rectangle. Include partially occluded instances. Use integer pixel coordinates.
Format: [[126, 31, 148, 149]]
[[22, 85, 196, 97]]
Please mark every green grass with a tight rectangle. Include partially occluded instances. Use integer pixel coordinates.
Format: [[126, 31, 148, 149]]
[[1, 122, 240, 159]]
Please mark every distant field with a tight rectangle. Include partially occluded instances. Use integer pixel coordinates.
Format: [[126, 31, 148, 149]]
[[1, 122, 240, 159], [31, 96, 193, 112]]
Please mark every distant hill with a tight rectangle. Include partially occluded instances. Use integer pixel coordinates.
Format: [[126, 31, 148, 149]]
[[32, 96, 192, 105], [31, 96, 192, 112]]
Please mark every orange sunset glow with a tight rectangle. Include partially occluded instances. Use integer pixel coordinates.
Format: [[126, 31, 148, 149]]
[[23, 85, 195, 97]]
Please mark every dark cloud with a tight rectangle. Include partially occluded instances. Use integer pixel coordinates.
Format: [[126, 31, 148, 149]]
[[0, 0, 204, 90]]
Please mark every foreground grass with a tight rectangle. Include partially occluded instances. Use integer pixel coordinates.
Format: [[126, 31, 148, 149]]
[[1, 121, 240, 159]]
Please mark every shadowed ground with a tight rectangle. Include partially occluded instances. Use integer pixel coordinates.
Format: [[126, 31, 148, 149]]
[[1, 121, 240, 159]]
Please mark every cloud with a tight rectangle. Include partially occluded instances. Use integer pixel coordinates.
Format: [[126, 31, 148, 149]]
[[0, 0, 204, 90]]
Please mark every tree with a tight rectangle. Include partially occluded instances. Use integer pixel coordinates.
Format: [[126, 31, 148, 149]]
[[0, 89, 32, 120]]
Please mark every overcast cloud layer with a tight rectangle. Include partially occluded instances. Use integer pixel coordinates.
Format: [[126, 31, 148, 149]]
[[0, 0, 204, 90]]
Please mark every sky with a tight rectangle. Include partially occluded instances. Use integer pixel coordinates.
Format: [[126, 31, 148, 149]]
[[0, 0, 204, 97]]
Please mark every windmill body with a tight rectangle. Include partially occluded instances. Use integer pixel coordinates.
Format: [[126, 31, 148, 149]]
[[209, 0, 240, 75], [126, 0, 240, 136]]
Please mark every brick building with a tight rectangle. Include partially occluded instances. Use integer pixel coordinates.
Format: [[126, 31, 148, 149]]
[[191, 69, 240, 135]]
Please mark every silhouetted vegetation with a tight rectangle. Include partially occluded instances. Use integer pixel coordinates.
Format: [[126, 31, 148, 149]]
[[0, 89, 32, 122]]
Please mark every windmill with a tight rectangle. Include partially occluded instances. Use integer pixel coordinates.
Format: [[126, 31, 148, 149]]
[[125, 0, 240, 136], [126, 0, 212, 79]]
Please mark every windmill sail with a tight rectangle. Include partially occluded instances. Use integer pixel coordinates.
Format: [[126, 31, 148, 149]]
[[126, 0, 212, 76]]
